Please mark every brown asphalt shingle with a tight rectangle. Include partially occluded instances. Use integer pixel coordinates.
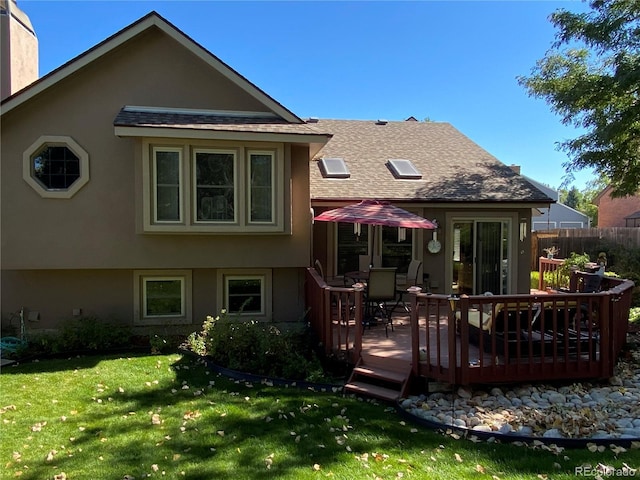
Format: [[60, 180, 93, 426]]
[[310, 119, 552, 203], [114, 108, 328, 136]]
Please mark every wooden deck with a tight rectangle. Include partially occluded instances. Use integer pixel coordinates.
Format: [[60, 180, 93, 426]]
[[305, 266, 635, 392]]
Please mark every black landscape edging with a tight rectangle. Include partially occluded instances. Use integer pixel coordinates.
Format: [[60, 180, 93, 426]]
[[179, 348, 344, 394]]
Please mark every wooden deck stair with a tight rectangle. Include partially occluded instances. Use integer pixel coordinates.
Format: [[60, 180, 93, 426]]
[[344, 354, 412, 402]]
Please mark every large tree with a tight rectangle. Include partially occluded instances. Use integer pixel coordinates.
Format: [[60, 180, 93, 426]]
[[518, 0, 640, 197]]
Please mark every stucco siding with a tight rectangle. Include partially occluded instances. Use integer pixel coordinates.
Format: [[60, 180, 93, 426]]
[[2, 267, 307, 331], [1, 27, 311, 271]]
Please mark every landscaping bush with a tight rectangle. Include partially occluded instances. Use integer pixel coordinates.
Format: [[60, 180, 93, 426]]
[[11, 316, 132, 358], [186, 311, 325, 381]]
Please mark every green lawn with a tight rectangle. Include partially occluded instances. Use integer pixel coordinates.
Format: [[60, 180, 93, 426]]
[[0, 353, 638, 479]]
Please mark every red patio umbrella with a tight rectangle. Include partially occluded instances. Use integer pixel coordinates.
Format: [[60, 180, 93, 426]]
[[314, 200, 437, 267]]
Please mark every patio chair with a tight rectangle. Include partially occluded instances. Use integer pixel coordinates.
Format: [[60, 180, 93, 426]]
[[364, 267, 397, 337], [314, 259, 344, 287], [394, 259, 422, 313], [359, 255, 381, 272]]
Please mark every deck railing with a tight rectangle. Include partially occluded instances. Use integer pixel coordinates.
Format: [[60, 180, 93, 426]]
[[538, 256, 565, 291], [304, 268, 363, 362], [305, 265, 634, 386], [410, 277, 634, 385]]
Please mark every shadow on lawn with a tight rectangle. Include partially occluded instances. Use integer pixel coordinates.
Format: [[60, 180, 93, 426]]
[[8, 353, 632, 479], [0, 352, 123, 374]]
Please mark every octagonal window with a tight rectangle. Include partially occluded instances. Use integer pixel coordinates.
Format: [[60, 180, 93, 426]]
[[23, 136, 89, 199], [33, 145, 80, 189]]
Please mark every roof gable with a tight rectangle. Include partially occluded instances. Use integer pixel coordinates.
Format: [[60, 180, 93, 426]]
[[1, 12, 302, 123]]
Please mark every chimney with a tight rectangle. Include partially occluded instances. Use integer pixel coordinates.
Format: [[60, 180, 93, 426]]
[[1, 0, 38, 101], [509, 164, 521, 175]]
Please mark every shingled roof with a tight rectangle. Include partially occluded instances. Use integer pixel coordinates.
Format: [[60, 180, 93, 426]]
[[309, 119, 553, 204], [114, 107, 327, 136]]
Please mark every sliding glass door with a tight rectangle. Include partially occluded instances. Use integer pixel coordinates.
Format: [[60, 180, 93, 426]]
[[452, 219, 510, 295]]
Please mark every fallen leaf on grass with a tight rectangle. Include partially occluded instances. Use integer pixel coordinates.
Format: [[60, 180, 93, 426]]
[[454, 453, 463, 463], [151, 414, 161, 425], [53, 473, 67, 480], [30, 421, 46, 432], [265, 453, 274, 469], [312, 463, 321, 471], [46, 450, 57, 462], [476, 465, 485, 473], [610, 445, 627, 455], [0, 405, 17, 414]]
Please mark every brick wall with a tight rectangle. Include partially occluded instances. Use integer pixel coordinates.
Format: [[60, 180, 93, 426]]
[[598, 192, 640, 227]]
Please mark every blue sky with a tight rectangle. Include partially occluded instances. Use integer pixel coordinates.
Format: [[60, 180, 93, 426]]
[[20, 0, 593, 190]]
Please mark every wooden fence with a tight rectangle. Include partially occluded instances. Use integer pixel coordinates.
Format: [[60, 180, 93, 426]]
[[532, 227, 640, 270]]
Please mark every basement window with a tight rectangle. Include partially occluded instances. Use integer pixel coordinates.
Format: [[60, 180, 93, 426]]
[[387, 159, 422, 179], [318, 157, 350, 178]]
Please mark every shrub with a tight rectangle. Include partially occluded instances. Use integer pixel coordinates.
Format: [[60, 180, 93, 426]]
[[10, 316, 132, 358], [186, 311, 325, 381]]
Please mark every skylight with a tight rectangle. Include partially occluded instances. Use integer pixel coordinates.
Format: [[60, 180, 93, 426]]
[[387, 159, 422, 179], [319, 157, 350, 178]]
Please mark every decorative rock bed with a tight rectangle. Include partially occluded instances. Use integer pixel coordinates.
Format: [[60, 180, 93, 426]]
[[400, 347, 640, 443]]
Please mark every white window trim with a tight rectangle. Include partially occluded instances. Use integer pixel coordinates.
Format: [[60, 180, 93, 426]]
[[247, 150, 276, 225], [217, 269, 272, 319], [152, 146, 183, 223], [141, 139, 286, 233], [133, 270, 192, 325], [23, 135, 90, 199], [192, 148, 239, 224]]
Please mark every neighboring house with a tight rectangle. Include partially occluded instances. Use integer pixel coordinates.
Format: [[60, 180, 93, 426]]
[[594, 185, 640, 227], [1, 10, 553, 332], [523, 176, 590, 231], [309, 119, 552, 297], [1, 11, 330, 332]]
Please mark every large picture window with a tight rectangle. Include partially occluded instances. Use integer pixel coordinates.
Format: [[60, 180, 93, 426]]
[[153, 148, 182, 222], [195, 150, 236, 222]]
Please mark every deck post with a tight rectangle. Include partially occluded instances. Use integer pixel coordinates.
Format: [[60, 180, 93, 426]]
[[447, 296, 458, 384], [323, 287, 333, 355], [458, 295, 470, 385], [353, 288, 363, 360], [410, 292, 420, 377], [600, 292, 611, 378]]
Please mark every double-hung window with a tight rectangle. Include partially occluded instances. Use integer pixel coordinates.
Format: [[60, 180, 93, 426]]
[[248, 151, 274, 223], [153, 147, 182, 223], [145, 141, 284, 233]]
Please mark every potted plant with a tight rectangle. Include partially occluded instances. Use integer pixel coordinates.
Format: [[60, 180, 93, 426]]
[[543, 246, 560, 259]]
